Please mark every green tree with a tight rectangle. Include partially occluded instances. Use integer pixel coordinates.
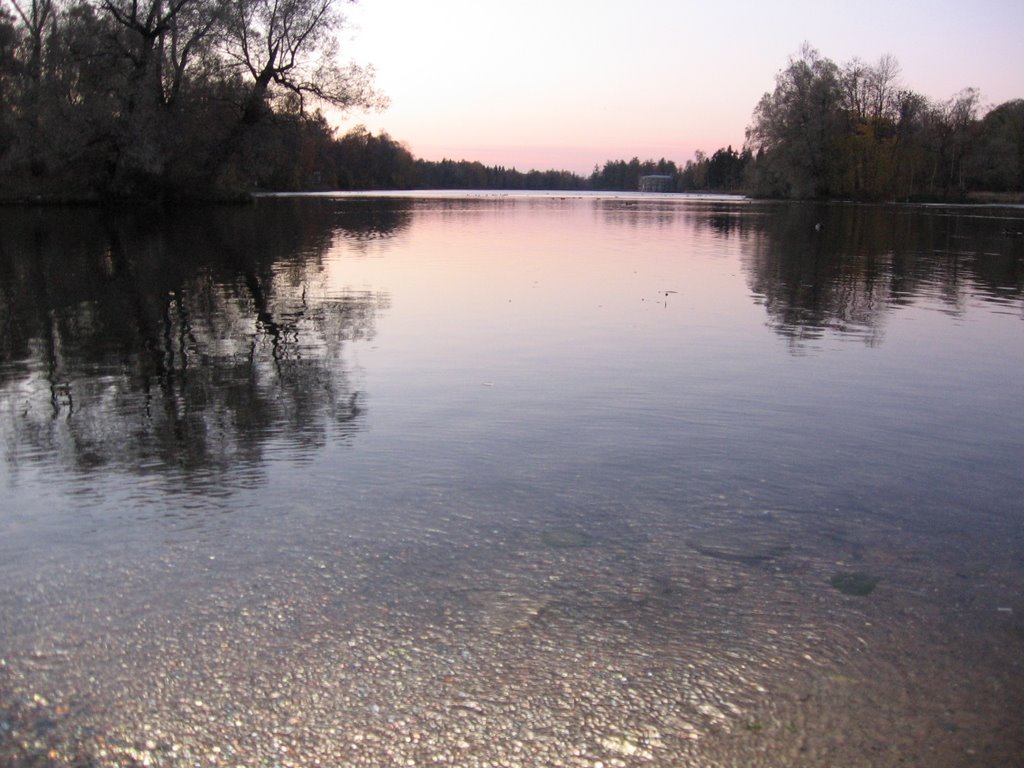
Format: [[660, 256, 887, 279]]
[[707, 146, 746, 190], [746, 43, 845, 198], [887, 88, 930, 199], [965, 99, 1024, 192], [684, 150, 708, 190]]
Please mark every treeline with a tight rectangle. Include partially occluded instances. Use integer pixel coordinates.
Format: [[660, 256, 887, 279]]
[[339, 44, 1022, 200], [588, 149, 750, 192], [289, 128, 591, 191], [310, 44, 1024, 200], [2, 5, 1022, 204], [274, 127, 748, 193], [0, 0, 380, 201], [314, 131, 751, 193], [412, 159, 588, 191], [745, 44, 1024, 200]]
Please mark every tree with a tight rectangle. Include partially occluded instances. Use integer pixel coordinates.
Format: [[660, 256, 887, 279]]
[[685, 149, 708, 189], [0, 6, 22, 172], [964, 99, 1024, 192], [746, 43, 845, 198], [922, 87, 980, 197], [743, 45, 1006, 201], [223, 0, 381, 126], [836, 54, 903, 198], [2, 0, 57, 176], [95, 0, 231, 191], [866, 54, 901, 124], [332, 126, 415, 189], [6, 0, 52, 90], [707, 146, 745, 190], [888, 88, 929, 199], [0, 0, 383, 199]]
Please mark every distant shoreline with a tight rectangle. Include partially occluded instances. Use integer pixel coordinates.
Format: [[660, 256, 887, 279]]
[[2, 189, 1022, 209]]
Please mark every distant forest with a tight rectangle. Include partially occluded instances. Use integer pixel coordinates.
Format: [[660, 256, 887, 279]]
[[0, 0, 1020, 205], [330, 127, 732, 194]]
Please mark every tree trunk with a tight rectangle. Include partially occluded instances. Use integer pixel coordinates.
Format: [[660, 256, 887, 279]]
[[242, 69, 275, 126]]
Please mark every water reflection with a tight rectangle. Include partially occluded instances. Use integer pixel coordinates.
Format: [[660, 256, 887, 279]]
[[596, 198, 755, 238], [3, 197, 1021, 490], [1, 196, 1023, 766], [0, 199, 409, 489], [740, 203, 1024, 347], [591, 198, 1023, 349]]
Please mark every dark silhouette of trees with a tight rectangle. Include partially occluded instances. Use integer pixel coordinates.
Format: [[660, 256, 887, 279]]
[[224, 0, 379, 126], [925, 88, 980, 197], [706, 146, 748, 190], [965, 99, 1024, 192], [332, 127, 415, 189], [745, 44, 1022, 200], [590, 157, 644, 190], [746, 44, 846, 198], [412, 156, 587, 191], [2, 23, 1021, 201], [589, 157, 713, 192], [0, 0, 381, 200], [581, 153, 752, 193]]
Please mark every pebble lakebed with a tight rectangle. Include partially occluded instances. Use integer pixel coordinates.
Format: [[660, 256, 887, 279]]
[[2, 502, 1022, 767]]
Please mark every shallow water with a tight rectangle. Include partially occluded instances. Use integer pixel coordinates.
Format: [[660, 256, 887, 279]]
[[1, 194, 1023, 766]]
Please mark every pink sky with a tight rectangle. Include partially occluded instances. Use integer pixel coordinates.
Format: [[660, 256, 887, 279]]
[[335, 0, 1024, 175]]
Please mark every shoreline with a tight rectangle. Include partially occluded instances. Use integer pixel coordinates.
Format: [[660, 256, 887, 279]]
[[3, 189, 1023, 209]]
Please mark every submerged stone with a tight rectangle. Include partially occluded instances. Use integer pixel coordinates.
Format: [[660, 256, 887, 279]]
[[829, 571, 879, 596], [688, 528, 791, 564], [541, 528, 592, 549]]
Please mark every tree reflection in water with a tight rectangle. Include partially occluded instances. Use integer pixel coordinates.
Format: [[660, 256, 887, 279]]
[[738, 203, 1024, 348], [596, 198, 1022, 351], [3, 197, 1021, 488], [0, 198, 409, 490]]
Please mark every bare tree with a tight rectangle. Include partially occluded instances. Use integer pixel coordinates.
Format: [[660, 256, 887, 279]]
[[6, 0, 53, 85], [938, 87, 980, 193], [867, 53, 901, 124], [161, 0, 228, 104], [840, 57, 870, 122], [223, 0, 382, 125], [99, 0, 225, 106]]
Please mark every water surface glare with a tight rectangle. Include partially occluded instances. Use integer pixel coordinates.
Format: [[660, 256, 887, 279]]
[[1, 194, 1023, 766]]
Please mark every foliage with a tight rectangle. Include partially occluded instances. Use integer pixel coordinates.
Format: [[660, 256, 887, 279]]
[[964, 98, 1024, 192], [1, 19, 1021, 201], [412, 157, 587, 191], [332, 126, 415, 189], [0, 0, 381, 200], [745, 44, 1022, 200], [747, 44, 845, 198]]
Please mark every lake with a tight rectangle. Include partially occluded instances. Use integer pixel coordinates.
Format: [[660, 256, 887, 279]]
[[1, 192, 1022, 767]]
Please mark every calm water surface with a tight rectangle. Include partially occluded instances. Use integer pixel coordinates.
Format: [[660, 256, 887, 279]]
[[1, 194, 1023, 766]]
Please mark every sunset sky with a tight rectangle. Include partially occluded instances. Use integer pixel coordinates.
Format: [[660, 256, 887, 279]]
[[337, 0, 1024, 174]]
